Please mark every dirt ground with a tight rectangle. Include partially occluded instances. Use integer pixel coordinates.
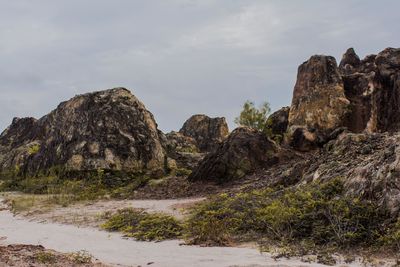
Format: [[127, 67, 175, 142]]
[[0, 244, 108, 267], [1, 193, 205, 227]]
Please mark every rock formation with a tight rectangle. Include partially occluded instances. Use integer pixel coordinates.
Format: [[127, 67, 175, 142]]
[[266, 107, 289, 142], [287, 47, 400, 150], [341, 47, 400, 133], [179, 114, 229, 152], [165, 131, 204, 170], [189, 127, 279, 183], [0, 88, 166, 176]]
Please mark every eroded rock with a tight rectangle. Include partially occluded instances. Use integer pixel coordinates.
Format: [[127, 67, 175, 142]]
[[179, 114, 229, 152], [266, 107, 289, 142], [0, 88, 166, 176], [189, 127, 279, 183]]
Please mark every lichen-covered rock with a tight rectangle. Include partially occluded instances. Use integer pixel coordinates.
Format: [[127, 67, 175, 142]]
[[189, 127, 279, 183], [306, 132, 400, 216], [288, 55, 350, 132], [166, 131, 198, 154], [266, 107, 289, 142], [286, 47, 400, 151], [179, 114, 229, 152], [165, 131, 204, 170], [0, 88, 166, 176]]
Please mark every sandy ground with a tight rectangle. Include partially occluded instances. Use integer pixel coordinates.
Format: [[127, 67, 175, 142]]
[[0, 196, 397, 267], [5, 195, 206, 227], [0, 208, 333, 267]]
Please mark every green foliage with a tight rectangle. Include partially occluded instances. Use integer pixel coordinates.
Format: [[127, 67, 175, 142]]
[[380, 218, 400, 250], [102, 208, 183, 241], [234, 100, 271, 132], [185, 178, 390, 250], [0, 169, 152, 202], [35, 251, 57, 264]]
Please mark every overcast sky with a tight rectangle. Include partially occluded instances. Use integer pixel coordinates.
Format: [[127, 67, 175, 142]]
[[0, 0, 399, 132]]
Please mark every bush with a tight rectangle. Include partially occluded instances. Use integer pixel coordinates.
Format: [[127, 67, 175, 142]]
[[235, 100, 271, 132], [0, 169, 152, 202], [381, 218, 400, 251], [102, 208, 183, 241], [184, 178, 389, 250]]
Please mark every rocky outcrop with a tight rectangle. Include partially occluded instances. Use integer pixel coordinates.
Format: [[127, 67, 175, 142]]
[[0, 88, 167, 176], [179, 115, 229, 152], [286, 47, 400, 151], [288, 55, 350, 132], [341, 47, 400, 133], [308, 132, 400, 215], [165, 131, 204, 170], [189, 127, 279, 183], [339, 48, 361, 70]]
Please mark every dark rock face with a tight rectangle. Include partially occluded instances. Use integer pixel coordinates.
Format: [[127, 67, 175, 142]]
[[0, 88, 166, 176], [179, 114, 229, 152], [189, 127, 279, 183], [339, 48, 361, 70], [287, 47, 400, 151], [266, 107, 289, 138], [341, 47, 400, 133]]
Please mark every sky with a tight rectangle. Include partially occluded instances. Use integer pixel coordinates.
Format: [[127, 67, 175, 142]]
[[0, 0, 399, 133]]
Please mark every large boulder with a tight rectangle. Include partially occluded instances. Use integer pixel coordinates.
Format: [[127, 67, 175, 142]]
[[0, 88, 167, 176], [179, 114, 229, 152], [189, 127, 279, 183]]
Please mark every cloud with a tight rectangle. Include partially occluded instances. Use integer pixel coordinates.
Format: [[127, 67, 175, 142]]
[[0, 0, 398, 132]]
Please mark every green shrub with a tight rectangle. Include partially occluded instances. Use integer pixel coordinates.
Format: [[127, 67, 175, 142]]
[[102, 208, 146, 232], [381, 218, 400, 250], [130, 214, 183, 241], [185, 178, 389, 250], [35, 251, 57, 264], [102, 208, 183, 241]]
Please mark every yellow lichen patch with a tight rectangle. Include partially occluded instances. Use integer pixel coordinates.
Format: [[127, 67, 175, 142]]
[[67, 155, 84, 170]]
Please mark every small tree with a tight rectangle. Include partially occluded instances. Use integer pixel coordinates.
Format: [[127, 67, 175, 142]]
[[234, 100, 271, 132]]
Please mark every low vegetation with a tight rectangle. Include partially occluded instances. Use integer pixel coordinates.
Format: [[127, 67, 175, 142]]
[[184, 178, 399, 257], [101, 208, 183, 241], [0, 167, 156, 204]]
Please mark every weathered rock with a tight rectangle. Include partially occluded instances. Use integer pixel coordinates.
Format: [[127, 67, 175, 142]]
[[339, 47, 361, 70], [308, 132, 400, 216], [166, 131, 198, 154], [288, 55, 350, 132], [266, 107, 289, 140], [341, 47, 400, 133], [189, 127, 279, 183], [165, 131, 204, 170], [287, 47, 400, 151], [0, 88, 166, 176], [179, 114, 229, 152]]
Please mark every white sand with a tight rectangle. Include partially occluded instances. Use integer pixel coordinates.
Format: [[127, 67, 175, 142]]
[[0, 206, 330, 267]]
